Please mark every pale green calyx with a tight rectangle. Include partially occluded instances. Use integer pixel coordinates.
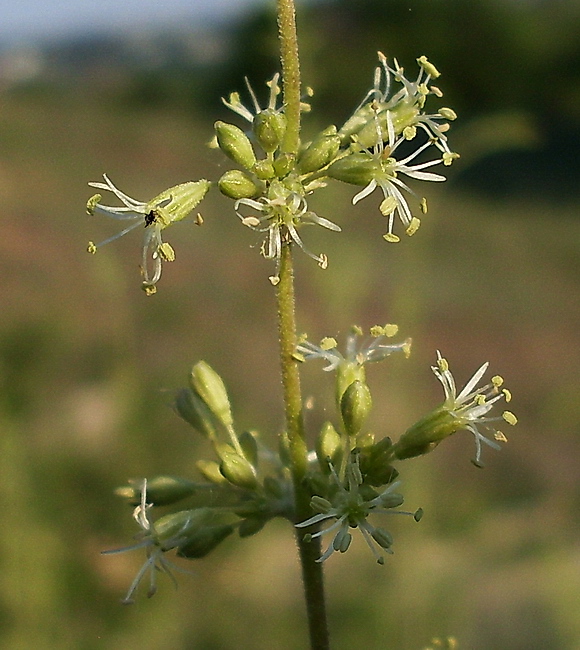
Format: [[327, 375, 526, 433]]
[[393, 351, 517, 467], [86, 174, 210, 292]]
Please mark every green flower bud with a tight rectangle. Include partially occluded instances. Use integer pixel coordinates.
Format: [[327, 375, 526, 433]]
[[316, 421, 342, 471], [252, 159, 276, 180], [218, 169, 260, 200], [272, 152, 295, 178], [253, 109, 287, 153], [298, 126, 341, 174], [326, 153, 377, 186], [189, 361, 233, 429], [175, 388, 217, 439], [340, 380, 373, 437], [238, 516, 268, 538], [219, 452, 258, 490], [115, 476, 198, 506], [177, 521, 234, 559], [239, 430, 259, 467], [196, 459, 227, 484], [214, 121, 257, 170]]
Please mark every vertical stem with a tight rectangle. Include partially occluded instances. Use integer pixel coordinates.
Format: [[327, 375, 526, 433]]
[[277, 0, 301, 155], [276, 1, 330, 648]]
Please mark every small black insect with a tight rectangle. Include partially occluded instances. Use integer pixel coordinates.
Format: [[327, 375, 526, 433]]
[[144, 210, 157, 227]]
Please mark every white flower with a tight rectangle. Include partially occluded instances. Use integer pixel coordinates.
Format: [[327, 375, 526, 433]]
[[101, 480, 188, 604], [296, 459, 420, 564], [235, 179, 340, 285], [296, 324, 411, 372], [351, 116, 447, 242], [432, 351, 517, 467], [87, 174, 210, 293]]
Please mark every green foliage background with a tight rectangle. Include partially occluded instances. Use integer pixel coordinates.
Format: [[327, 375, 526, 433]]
[[0, 1, 579, 648]]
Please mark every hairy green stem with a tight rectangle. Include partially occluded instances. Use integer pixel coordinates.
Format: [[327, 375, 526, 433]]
[[276, 1, 330, 647]]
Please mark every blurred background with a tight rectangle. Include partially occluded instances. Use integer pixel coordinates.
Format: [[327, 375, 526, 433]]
[[1, 0, 579, 648]]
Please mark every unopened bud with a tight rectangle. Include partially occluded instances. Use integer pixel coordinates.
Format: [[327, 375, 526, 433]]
[[196, 459, 227, 484], [219, 452, 258, 490], [174, 388, 217, 439], [273, 152, 295, 178], [177, 524, 234, 560], [298, 126, 341, 174], [253, 109, 287, 153], [190, 361, 233, 429], [252, 159, 276, 180], [340, 380, 373, 437], [218, 169, 260, 200], [239, 430, 259, 467], [316, 421, 342, 470], [214, 121, 256, 169]]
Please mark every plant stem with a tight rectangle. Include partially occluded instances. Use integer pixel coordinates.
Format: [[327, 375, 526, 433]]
[[276, 1, 330, 647]]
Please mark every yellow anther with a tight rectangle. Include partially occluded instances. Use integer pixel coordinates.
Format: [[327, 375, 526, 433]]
[[320, 337, 337, 351], [437, 357, 449, 372], [86, 194, 101, 215], [383, 233, 400, 243], [502, 388, 512, 403], [406, 216, 421, 236], [379, 196, 397, 216], [492, 375, 504, 387], [87, 241, 97, 254], [502, 411, 517, 426]]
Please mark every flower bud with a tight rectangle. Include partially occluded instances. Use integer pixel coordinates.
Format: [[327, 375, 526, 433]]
[[239, 430, 259, 467], [176, 516, 234, 559], [252, 159, 276, 180], [189, 361, 233, 429], [298, 126, 341, 174], [175, 387, 217, 439], [340, 380, 373, 437], [196, 459, 227, 484], [214, 121, 256, 169], [218, 169, 260, 200], [115, 476, 197, 506], [272, 152, 295, 178], [253, 109, 287, 153], [315, 421, 342, 470], [238, 516, 268, 538], [219, 452, 258, 490]]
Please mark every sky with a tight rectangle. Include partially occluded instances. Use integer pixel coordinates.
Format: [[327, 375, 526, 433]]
[[0, 0, 268, 45]]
